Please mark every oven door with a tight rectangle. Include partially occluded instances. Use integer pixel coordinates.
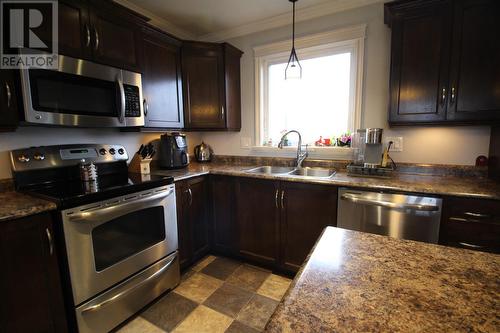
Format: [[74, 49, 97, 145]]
[[62, 184, 177, 305], [20, 54, 144, 127]]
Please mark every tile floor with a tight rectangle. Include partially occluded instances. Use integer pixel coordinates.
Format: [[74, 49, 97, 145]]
[[116, 256, 292, 333]]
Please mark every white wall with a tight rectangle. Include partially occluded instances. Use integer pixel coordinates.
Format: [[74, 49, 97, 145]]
[[198, 3, 491, 165], [0, 128, 200, 179]]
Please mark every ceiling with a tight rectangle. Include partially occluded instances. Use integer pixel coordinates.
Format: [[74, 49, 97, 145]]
[[116, 0, 385, 41]]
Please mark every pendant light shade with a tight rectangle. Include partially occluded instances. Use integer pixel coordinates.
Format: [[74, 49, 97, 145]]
[[285, 0, 302, 80]]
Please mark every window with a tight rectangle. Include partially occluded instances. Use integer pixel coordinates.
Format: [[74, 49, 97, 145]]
[[255, 25, 365, 154]]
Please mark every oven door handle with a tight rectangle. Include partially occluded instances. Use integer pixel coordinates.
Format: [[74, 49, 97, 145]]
[[68, 188, 174, 223], [80, 253, 177, 314], [116, 76, 126, 124], [340, 193, 440, 212]]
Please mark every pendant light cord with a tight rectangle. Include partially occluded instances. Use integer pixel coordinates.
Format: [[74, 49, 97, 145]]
[[292, 1, 296, 50]]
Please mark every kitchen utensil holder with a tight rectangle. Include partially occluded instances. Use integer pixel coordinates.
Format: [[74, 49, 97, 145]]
[[128, 154, 152, 175]]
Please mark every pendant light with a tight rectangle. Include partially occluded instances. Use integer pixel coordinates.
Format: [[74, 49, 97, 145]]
[[285, 0, 302, 80]]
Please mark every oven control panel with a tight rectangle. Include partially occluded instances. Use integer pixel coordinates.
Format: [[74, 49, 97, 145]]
[[11, 144, 129, 172], [124, 85, 141, 117]]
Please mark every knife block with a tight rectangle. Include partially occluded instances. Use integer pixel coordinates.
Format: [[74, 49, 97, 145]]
[[128, 154, 152, 175]]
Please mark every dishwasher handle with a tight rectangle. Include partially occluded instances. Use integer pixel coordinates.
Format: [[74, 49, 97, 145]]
[[340, 193, 440, 212]]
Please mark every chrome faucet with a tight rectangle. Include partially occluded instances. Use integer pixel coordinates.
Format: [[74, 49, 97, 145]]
[[278, 130, 308, 168]]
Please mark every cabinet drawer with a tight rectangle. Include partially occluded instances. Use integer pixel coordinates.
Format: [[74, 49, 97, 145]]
[[440, 197, 500, 253]]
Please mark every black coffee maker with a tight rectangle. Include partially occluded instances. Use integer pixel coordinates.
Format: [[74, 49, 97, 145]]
[[159, 133, 189, 169]]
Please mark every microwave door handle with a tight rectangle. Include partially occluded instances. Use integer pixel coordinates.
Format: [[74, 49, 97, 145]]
[[340, 193, 440, 212], [116, 77, 125, 124], [67, 188, 174, 223]]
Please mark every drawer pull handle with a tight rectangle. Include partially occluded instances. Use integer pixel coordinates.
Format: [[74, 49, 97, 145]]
[[275, 189, 279, 209], [458, 242, 485, 249], [464, 212, 491, 219], [449, 217, 469, 223]]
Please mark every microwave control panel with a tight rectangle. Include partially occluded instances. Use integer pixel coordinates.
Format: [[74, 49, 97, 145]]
[[124, 85, 141, 117]]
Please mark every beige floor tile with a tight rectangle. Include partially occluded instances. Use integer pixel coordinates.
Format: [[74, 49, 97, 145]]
[[226, 265, 271, 292], [174, 273, 223, 303], [257, 274, 292, 301], [191, 255, 217, 272], [172, 305, 233, 333], [116, 316, 165, 333]]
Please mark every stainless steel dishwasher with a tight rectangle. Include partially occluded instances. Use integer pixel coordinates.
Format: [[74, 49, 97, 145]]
[[337, 188, 443, 243]]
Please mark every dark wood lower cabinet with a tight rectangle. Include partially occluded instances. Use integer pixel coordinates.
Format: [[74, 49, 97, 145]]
[[280, 182, 338, 272], [0, 213, 67, 333], [439, 196, 500, 254], [236, 178, 280, 267], [175, 176, 209, 270], [211, 175, 237, 256]]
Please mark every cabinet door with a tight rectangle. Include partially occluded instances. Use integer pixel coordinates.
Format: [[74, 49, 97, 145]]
[[211, 176, 237, 256], [89, 8, 141, 71], [223, 44, 243, 131], [142, 27, 184, 129], [175, 181, 191, 270], [236, 178, 279, 267], [440, 197, 500, 254], [387, 1, 451, 124], [0, 213, 67, 332], [280, 182, 338, 272], [182, 43, 226, 129], [447, 0, 500, 121], [0, 69, 19, 131], [58, 0, 92, 60], [187, 177, 210, 261]]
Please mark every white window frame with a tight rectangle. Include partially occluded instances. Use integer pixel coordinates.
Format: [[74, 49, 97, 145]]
[[253, 24, 366, 159]]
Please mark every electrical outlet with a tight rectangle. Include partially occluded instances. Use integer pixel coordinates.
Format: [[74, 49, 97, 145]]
[[386, 137, 403, 152], [240, 137, 252, 149]]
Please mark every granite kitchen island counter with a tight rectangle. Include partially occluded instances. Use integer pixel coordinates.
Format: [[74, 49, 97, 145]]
[[265, 227, 500, 333]]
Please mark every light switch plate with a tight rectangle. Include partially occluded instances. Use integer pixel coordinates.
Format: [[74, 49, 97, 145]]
[[240, 137, 252, 149], [386, 137, 403, 152]]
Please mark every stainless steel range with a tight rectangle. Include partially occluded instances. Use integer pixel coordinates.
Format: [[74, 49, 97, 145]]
[[10, 144, 180, 333]]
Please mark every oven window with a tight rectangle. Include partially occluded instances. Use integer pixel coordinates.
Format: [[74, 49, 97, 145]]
[[29, 69, 118, 117], [92, 206, 166, 271]]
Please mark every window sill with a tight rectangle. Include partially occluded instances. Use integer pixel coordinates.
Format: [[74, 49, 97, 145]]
[[250, 145, 353, 160]]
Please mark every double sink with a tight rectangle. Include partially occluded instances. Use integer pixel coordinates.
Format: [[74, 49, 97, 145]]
[[245, 166, 336, 179]]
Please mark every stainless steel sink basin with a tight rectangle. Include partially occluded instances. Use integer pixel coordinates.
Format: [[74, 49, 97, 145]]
[[289, 167, 336, 178], [245, 166, 296, 175]]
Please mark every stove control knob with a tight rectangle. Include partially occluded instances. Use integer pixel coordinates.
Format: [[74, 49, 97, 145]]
[[18, 154, 30, 163], [118, 148, 124, 155], [109, 148, 116, 155], [99, 148, 107, 155], [33, 153, 45, 161]]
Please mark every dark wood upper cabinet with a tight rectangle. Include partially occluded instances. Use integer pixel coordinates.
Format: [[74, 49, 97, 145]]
[[58, 0, 92, 60], [447, 0, 500, 121], [182, 42, 242, 131], [0, 69, 19, 131], [0, 213, 67, 332], [141, 26, 184, 129], [279, 182, 338, 272], [385, 0, 500, 125], [236, 178, 280, 267], [386, 0, 451, 124]]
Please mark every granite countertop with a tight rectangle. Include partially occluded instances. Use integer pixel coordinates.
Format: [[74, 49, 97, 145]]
[[265, 227, 500, 333], [152, 163, 500, 200], [0, 191, 57, 222]]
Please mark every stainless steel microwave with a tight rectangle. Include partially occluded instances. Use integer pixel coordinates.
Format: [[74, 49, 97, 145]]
[[20, 55, 144, 127]]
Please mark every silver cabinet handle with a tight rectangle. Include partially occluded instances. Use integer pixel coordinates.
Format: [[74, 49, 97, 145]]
[[116, 77, 125, 124], [188, 188, 193, 206], [458, 242, 485, 250], [275, 189, 279, 209], [221, 106, 225, 120], [143, 99, 149, 116], [441, 87, 446, 105], [341, 193, 440, 211], [450, 86, 456, 104], [93, 26, 99, 51], [281, 190, 285, 209], [464, 212, 491, 219], [81, 254, 177, 314], [84, 24, 90, 48], [45, 228, 54, 256], [5, 82, 11, 108]]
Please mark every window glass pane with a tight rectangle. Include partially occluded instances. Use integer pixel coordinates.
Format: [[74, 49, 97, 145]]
[[92, 207, 166, 271], [267, 52, 351, 145]]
